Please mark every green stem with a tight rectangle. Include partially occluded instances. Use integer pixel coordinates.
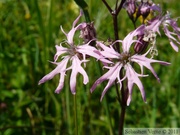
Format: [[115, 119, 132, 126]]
[[34, 0, 46, 44], [104, 97, 114, 135], [151, 88, 156, 127], [47, 0, 52, 48], [73, 94, 78, 135], [65, 79, 72, 134], [118, 86, 127, 135]]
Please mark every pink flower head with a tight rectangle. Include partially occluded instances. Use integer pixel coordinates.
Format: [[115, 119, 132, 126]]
[[91, 28, 170, 105], [144, 12, 180, 52], [162, 12, 180, 52], [39, 11, 102, 94]]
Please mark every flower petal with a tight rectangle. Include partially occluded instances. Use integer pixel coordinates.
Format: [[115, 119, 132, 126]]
[[100, 63, 123, 101], [54, 45, 69, 61], [96, 41, 121, 59], [55, 72, 66, 94], [131, 54, 170, 82], [69, 55, 89, 94], [125, 63, 146, 106], [61, 10, 86, 45], [91, 63, 123, 101], [38, 57, 69, 85], [77, 41, 112, 64]]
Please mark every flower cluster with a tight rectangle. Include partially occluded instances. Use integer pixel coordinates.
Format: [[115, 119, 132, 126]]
[[39, 1, 180, 105], [123, 0, 161, 23]]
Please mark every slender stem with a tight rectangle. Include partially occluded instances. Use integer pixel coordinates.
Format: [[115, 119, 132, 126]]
[[113, 2, 128, 134], [116, 0, 126, 14], [102, 0, 113, 13], [133, 20, 137, 29], [34, 0, 46, 44], [118, 85, 127, 135], [47, 0, 52, 48], [102, 1, 128, 135], [115, 0, 119, 10], [102, 0, 120, 52], [120, 71, 130, 135], [118, 105, 126, 135], [73, 94, 78, 135], [104, 96, 114, 135], [112, 13, 120, 52], [65, 79, 72, 134], [114, 0, 127, 52], [102, 0, 126, 52]]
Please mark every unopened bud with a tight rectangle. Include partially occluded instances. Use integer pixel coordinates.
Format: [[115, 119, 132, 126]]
[[79, 22, 96, 43], [137, 2, 150, 19], [123, 0, 137, 21], [134, 36, 149, 54]]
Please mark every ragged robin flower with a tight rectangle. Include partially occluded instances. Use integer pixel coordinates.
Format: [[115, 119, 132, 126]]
[[140, 11, 180, 52], [38, 11, 104, 94], [91, 26, 170, 105]]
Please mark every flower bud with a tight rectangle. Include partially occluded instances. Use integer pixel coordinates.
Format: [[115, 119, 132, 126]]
[[134, 35, 149, 54], [123, 0, 137, 21], [137, 2, 150, 20], [79, 22, 96, 43]]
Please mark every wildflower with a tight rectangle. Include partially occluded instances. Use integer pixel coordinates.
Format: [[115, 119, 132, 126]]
[[38, 11, 102, 94], [144, 12, 180, 52], [91, 28, 170, 105], [162, 12, 180, 52]]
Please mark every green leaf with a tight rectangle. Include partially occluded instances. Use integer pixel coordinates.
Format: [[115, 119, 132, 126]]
[[74, 0, 91, 22]]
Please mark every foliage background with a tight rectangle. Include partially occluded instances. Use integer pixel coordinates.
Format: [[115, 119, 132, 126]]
[[0, 0, 180, 135]]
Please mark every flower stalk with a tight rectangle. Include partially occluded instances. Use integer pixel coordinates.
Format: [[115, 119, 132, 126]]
[[73, 94, 78, 135], [101, 1, 128, 134]]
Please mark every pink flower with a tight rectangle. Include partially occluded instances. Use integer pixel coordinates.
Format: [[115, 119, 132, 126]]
[[143, 12, 180, 52], [91, 29, 170, 105], [39, 11, 102, 94], [162, 12, 180, 52]]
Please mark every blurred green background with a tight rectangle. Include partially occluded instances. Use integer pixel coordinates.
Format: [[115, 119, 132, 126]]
[[0, 0, 180, 135]]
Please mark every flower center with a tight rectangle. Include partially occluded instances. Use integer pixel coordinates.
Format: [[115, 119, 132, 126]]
[[119, 52, 131, 65], [67, 46, 76, 56]]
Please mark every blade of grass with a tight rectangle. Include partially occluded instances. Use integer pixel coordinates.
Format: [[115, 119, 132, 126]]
[[34, 0, 46, 44], [47, 87, 61, 135], [65, 74, 72, 134], [150, 88, 156, 127], [47, 0, 53, 50], [73, 94, 78, 135]]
